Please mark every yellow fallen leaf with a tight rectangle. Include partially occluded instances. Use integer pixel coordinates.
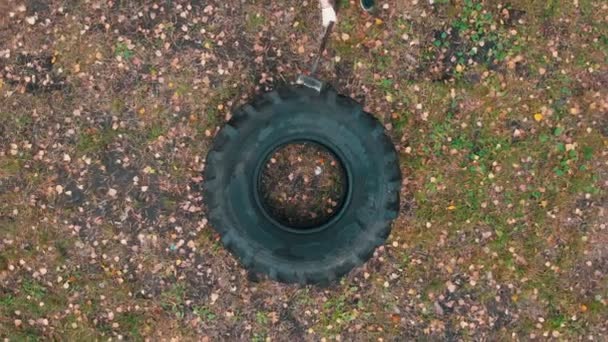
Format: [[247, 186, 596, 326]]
[[534, 113, 543, 122], [375, 18, 383, 25], [139, 107, 146, 115], [447, 205, 456, 211]]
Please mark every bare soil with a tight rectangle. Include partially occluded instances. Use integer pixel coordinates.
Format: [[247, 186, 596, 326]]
[[259, 142, 346, 229]]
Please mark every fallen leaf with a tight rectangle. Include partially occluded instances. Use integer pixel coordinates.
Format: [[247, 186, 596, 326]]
[[211, 293, 219, 304], [534, 113, 543, 122]]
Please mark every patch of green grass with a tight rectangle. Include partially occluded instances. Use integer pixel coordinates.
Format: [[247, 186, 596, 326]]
[[147, 124, 166, 141], [0, 157, 21, 177], [60, 315, 100, 340], [320, 288, 359, 331], [75, 128, 119, 155], [114, 42, 134, 60], [246, 13, 265, 32], [423, 278, 444, 299], [193, 306, 217, 321], [0, 279, 68, 320], [543, 0, 560, 18], [22, 279, 46, 300], [338, 0, 350, 8], [255, 311, 268, 325], [252, 333, 267, 342], [117, 312, 145, 339], [160, 283, 186, 319], [391, 110, 411, 135], [431, 0, 516, 73], [0, 254, 8, 271]]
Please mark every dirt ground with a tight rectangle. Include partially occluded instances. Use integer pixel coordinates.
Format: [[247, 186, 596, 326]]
[[260, 142, 345, 229], [1, 0, 607, 340]]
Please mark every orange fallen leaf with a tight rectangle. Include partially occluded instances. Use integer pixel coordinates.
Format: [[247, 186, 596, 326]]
[[390, 313, 400, 324], [447, 205, 456, 211]]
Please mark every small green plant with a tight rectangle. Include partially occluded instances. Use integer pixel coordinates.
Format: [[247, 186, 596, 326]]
[[117, 313, 144, 339], [22, 280, 47, 299], [147, 124, 166, 141], [246, 13, 265, 31], [252, 333, 267, 342], [193, 306, 217, 321], [115, 42, 134, 60], [255, 311, 268, 325], [160, 283, 186, 318]]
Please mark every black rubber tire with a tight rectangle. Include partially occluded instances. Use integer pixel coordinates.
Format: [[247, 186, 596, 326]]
[[204, 86, 401, 284]]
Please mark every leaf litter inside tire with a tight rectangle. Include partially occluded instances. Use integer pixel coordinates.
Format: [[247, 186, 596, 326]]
[[259, 142, 347, 229]]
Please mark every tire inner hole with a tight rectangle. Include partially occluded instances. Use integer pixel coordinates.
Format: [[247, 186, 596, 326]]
[[259, 142, 347, 230]]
